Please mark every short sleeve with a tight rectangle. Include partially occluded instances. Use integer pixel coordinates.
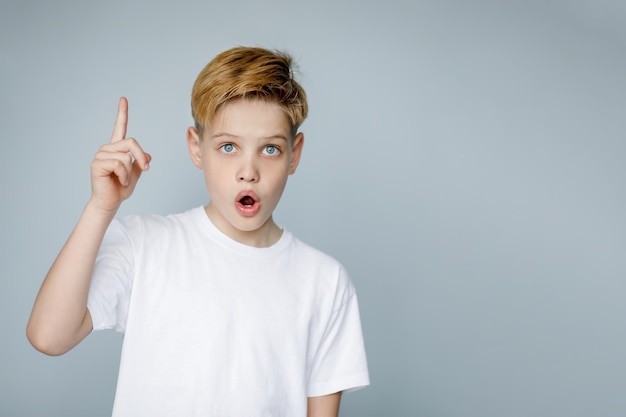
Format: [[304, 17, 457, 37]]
[[308, 269, 370, 397], [87, 219, 134, 333]]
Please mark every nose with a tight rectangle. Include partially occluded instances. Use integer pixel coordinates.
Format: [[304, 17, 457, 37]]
[[237, 156, 259, 183]]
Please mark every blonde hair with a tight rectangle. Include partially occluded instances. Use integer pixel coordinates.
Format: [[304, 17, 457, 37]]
[[191, 46, 308, 137]]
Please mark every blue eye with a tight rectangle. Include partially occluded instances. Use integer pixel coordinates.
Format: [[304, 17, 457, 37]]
[[221, 143, 235, 153], [262, 145, 280, 156]]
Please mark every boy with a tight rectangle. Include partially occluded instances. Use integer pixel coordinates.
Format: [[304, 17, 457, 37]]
[[27, 46, 369, 417]]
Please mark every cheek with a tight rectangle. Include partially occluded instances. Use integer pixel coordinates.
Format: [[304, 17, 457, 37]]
[[203, 167, 228, 195], [264, 167, 290, 188], [204, 157, 229, 177], [268, 173, 290, 198]]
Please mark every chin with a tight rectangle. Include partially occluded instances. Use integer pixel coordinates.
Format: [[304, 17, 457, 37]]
[[231, 218, 271, 233]]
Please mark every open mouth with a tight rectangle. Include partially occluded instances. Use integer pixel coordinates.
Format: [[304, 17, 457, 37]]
[[236, 190, 259, 207], [235, 191, 261, 216], [239, 196, 255, 207]]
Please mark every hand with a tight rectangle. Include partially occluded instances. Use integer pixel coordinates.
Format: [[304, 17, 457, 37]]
[[89, 97, 151, 212]]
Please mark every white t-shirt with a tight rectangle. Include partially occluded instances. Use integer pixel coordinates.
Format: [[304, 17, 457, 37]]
[[88, 206, 369, 417]]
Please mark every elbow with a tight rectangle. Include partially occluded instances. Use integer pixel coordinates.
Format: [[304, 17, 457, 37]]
[[26, 309, 92, 356], [26, 322, 71, 356]]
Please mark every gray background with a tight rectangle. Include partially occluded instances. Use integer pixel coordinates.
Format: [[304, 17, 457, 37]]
[[2, 0, 625, 416]]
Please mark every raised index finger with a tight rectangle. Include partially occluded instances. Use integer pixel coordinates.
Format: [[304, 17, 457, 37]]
[[110, 97, 128, 143]]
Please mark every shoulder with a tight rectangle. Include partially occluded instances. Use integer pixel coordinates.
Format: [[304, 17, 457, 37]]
[[109, 207, 205, 250], [114, 207, 202, 234], [285, 233, 356, 301], [287, 233, 344, 271]]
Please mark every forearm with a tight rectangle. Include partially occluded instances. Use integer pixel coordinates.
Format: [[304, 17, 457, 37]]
[[307, 392, 342, 417], [27, 202, 117, 355]]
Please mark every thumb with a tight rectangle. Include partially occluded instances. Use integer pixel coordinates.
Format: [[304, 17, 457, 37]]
[[129, 153, 152, 185]]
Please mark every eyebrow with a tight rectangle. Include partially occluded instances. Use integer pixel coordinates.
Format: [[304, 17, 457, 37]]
[[211, 132, 289, 142]]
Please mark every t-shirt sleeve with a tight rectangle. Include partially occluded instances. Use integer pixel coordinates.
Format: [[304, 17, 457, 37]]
[[87, 218, 134, 333], [307, 268, 370, 397]]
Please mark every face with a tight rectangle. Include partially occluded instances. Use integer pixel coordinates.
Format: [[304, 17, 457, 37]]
[[187, 99, 304, 247]]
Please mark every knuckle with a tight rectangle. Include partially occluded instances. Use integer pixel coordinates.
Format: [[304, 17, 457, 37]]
[[114, 159, 126, 169]]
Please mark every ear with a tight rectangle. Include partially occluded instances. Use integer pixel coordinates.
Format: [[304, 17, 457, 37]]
[[288, 132, 304, 175], [187, 126, 203, 169]]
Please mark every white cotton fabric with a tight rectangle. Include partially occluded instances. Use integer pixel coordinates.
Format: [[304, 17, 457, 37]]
[[88, 206, 369, 417]]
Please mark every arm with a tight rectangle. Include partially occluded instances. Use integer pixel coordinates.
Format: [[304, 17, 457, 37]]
[[307, 392, 342, 417], [26, 97, 150, 356]]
